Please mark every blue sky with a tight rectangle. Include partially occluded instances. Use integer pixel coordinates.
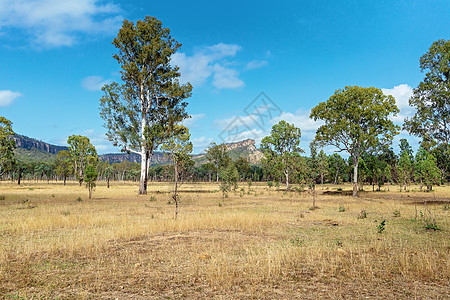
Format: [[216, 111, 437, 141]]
[[0, 0, 449, 155]]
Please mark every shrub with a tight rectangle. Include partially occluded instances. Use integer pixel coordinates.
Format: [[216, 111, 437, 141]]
[[393, 210, 401, 217], [149, 196, 157, 201], [0, 195, 5, 201], [357, 209, 367, 219], [377, 219, 386, 234], [76, 197, 83, 202], [338, 206, 345, 212]]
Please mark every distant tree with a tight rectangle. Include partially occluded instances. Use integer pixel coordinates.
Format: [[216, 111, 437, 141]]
[[205, 143, 230, 183], [317, 149, 328, 190], [84, 164, 98, 199], [398, 139, 414, 191], [99, 16, 192, 195], [328, 153, 346, 184], [260, 120, 303, 190], [308, 142, 319, 210], [404, 39, 450, 147], [55, 150, 72, 186], [67, 135, 97, 186], [431, 144, 450, 183], [310, 86, 400, 197], [415, 147, 440, 191], [219, 164, 239, 198], [0, 117, 15, 178], [233, 157, 251, 181], [161, 125, 194, 219]]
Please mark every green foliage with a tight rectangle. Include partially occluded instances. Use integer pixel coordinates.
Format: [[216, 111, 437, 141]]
[[84, 164, 98, 199], [67, 135, 97, 185], [0, 195, 5, 201], [393, 210, 401, 217], [99, 16, 192, 194], [206, 143, 231, 182], [415, 147, 440, 191], [310, 86, 400, 197], [0, 116, 16, 176], [338, 206, 346, 212], [404, 39, 450, 147], [261, 120, 303, 190], [55, 150, 72, 184], [149, 196, 156, 202], [219, 164, 239, 198], [377, 219, 386, 234], [76, 197, 83, 202]]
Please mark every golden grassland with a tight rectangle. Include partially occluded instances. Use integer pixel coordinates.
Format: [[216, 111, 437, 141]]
[[0, 180, 448, 299]]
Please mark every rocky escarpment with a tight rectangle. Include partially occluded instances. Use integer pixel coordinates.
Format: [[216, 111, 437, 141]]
[[12, 134, 68, 154]]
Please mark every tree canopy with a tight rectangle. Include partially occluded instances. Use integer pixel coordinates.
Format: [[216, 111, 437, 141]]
[[310, 86, 399, 197], [99, 16, 192, 194], [0, 116, 16, 177]]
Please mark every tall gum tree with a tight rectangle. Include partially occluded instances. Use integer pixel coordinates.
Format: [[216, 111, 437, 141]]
[[260, 120, 303, 191], [310, 86, 399, 197], [0, 117, 15, 178], [100, 16, 192, 194]]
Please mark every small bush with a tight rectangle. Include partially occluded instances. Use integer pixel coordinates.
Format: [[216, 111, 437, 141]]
[[218, 202, 223, 207], [377, 219, 386, 234], [335, 240, 343, 247], [357, 209, 367, 219], [290, 237, 304, 247], [149, 196, 156, 202], [337, 187, 343, 192], [338, 206, 346, 212], [443, 203, 450, 211], [393, 210, 401, 217], [76, 197, 83, 202], [0, 195, 5, 201]]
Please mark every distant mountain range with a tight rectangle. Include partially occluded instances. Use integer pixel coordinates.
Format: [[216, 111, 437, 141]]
[[12, 135, 263, 165]]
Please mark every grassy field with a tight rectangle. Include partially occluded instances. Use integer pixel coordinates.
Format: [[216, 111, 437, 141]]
[[0, 180, 448, 299]]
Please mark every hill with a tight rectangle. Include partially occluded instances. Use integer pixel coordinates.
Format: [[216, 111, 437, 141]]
[[12, 134, 263, 165]]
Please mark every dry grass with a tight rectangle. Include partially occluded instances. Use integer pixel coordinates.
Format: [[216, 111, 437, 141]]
[[0, 180, 449, 299]]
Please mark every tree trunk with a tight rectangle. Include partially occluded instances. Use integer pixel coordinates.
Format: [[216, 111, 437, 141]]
[[352, 159, 358, 197], [139, 147, 148, 194], [312, 183, 316, 210], [285, 169, 289, 191], [107, 174, 110, 188], [88, 183, 92, 199], [174, 161, 179, 219], [321, 173, 324, 190], [63, 176, 66, 186], [17, 167, 21, 185]]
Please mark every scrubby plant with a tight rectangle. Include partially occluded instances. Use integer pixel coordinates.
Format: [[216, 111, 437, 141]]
[[377, 219, 386, 234], [338, 206, 346, 212], [357, 209, 367, 219], [393, 210, 401, 217]]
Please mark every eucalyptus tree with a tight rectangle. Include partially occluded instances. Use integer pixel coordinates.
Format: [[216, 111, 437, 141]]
[[404, 39, 450, 148], [310, 86, 400, 197], [100, 16, 192, 194], [308, 142, 319, 210], [161, 125, 194, 219], [415, 147, 440, 191], [205, 143, 230, 183], [55, 150, 72, 185], [260, 120, 303, 190], [0, 117, 15, 178], [398, 139, 414, 191], [67, 135, 97, 186]]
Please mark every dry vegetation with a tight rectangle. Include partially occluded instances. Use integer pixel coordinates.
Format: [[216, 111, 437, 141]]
[[0, 180, 449, 299]]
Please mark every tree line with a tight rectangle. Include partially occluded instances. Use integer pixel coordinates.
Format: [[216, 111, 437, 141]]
[[0, 16, 448, 199]]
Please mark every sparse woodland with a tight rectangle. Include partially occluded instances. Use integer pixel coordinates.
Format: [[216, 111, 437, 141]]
[[0, 18, 448, 299]]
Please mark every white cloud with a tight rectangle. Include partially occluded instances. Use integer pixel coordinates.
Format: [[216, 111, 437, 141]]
[[182, 113, 205, 127], [271, 109, 323, 136], [382, 84, 415, 123], [0, 0, 122, 47], [245, 60, 268, 70], [0, 90, 22, 106], [171, 43, 244, 90], [81, 76, 112, 91], [212, 64, 244, 89]]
